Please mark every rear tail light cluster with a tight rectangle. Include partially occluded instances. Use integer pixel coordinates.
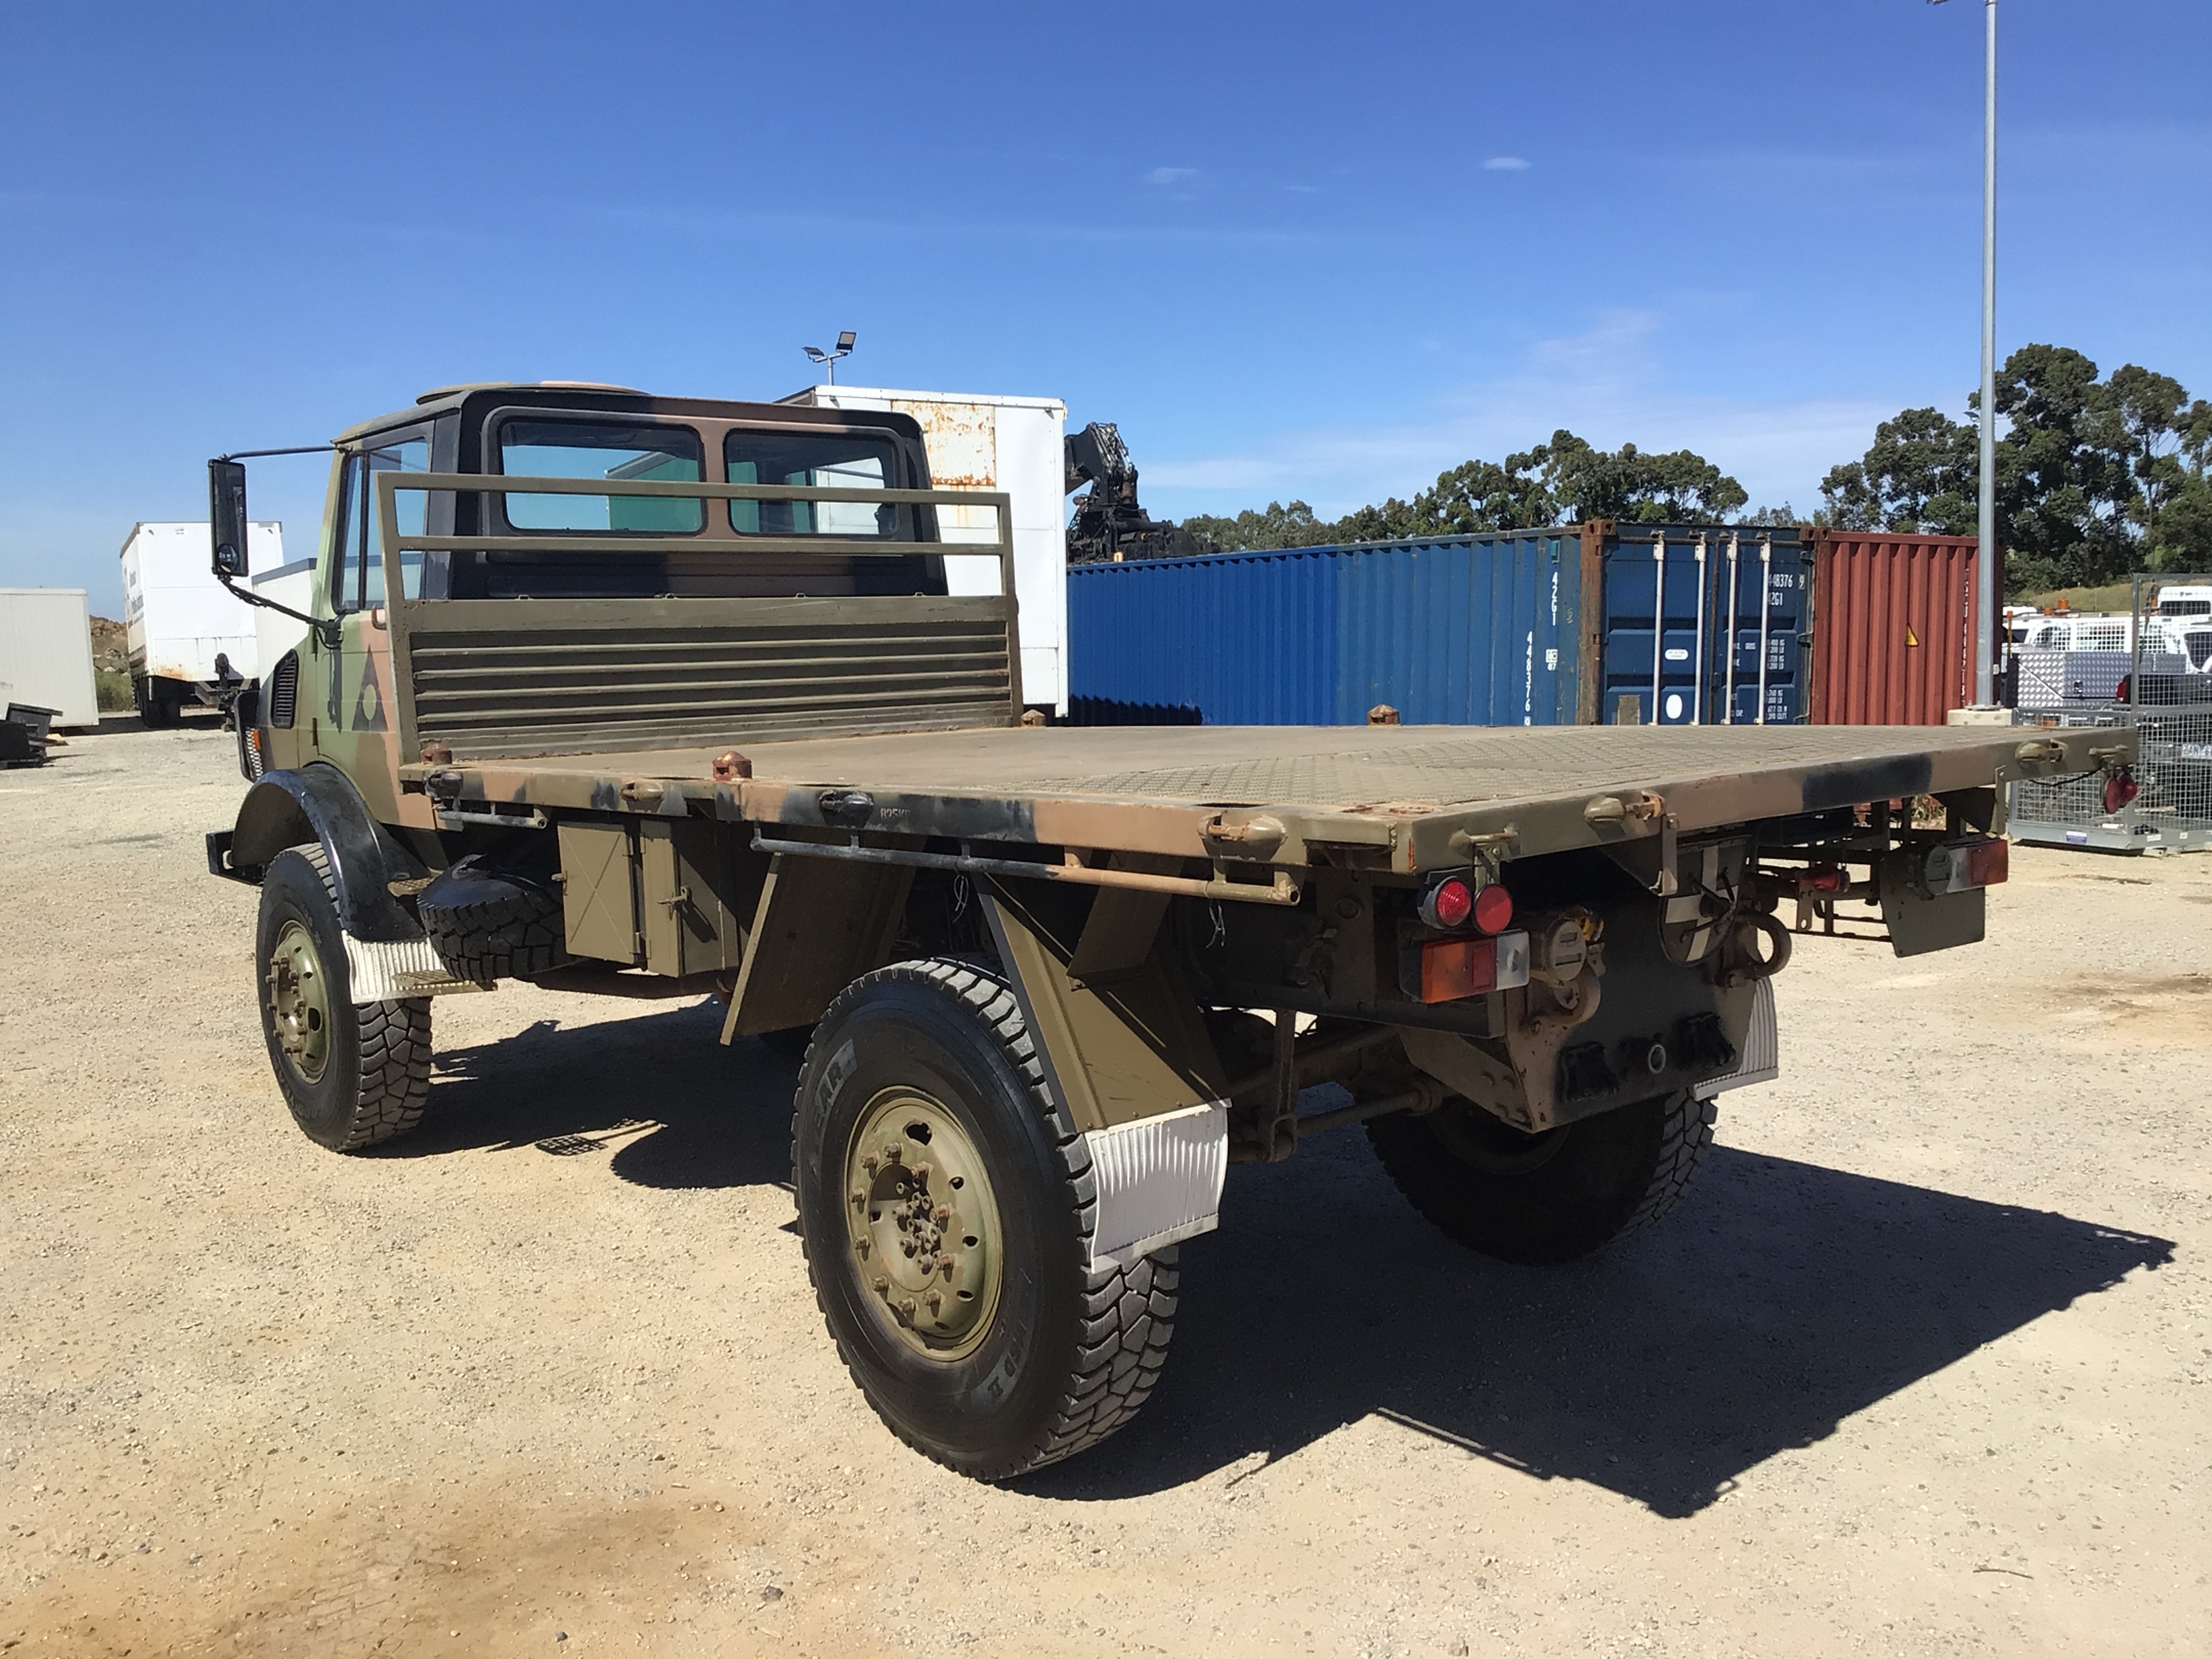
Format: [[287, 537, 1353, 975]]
[[1408, 872, 1524, 1002], [1923, 836, 2009, 895]]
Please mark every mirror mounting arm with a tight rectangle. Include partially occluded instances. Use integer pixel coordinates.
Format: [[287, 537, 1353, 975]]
[[208, 451, 344, 651], [215, 571, 342, 652]]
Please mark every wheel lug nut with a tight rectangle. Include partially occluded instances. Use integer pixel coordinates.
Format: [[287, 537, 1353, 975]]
[[926, 1292, 942, 1312], [912, 1162, 931, 1181], [933, 1206, 951, 1225], [872, 1275, 888, 1294], [883, 1144, 901, 1162], [861, 1154, 878, 1173]]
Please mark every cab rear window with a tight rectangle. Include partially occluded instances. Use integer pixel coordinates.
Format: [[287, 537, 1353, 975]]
[[725, 429, 911, 538], [498, 419, 704, 533]]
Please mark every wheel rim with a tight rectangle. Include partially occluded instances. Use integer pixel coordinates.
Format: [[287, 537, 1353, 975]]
[[842, 1088, 1004, 1361], [266, 918, 332, 1084]]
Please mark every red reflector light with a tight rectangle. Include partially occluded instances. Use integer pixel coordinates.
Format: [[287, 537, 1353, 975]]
[[2104, 768, 2139, 814], [1423, 877, 1473, 930], [1416, 930, 1531, 1003], [1471, 882, 1515, 935]]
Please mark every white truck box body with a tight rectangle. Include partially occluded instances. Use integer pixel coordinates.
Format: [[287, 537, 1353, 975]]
[[0, 588, 100, 729], [781, 386, 1069, 713], [119, 521, 284, 687], [251, 554, 318, 680]]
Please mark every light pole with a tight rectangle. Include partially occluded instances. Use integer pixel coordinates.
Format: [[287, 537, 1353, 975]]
[[804, 330, 857, 386], [1933, 0, 1999, 704]]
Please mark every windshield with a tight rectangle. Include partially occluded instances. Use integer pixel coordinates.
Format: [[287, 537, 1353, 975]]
[[498, 419, 704, 532]]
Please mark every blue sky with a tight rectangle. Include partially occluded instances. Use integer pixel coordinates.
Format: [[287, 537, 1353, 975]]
[[3, 1, 2207, 615]]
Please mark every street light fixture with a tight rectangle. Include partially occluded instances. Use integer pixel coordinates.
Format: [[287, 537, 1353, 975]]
[[1932, 0, 1999, 705], [804, 329, 858, 386]]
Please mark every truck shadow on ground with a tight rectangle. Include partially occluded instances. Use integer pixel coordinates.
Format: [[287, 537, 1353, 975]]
[[384, 1009, 2174, 1519], [382, 1000, 800, 1191], [1031, 1133, 2174, 1517]]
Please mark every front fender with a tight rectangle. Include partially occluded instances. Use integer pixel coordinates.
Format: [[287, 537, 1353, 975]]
[[225, 763, 426, 942]]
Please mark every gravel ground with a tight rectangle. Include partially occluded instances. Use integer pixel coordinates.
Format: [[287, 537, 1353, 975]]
[[2, 725, 2206, 1658]]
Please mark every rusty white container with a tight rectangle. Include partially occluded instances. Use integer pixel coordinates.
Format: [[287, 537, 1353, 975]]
[[783, 385, 1068, 713]]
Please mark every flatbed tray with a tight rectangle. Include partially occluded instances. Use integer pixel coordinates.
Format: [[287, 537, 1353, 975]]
[[405, 722, 2108, 877]]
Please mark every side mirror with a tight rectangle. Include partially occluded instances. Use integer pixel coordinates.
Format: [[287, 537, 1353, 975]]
[[209, 459, 249, 579]]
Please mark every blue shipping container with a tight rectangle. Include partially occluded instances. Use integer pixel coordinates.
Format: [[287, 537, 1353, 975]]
[[1067, 524, 1807, 727], [1067, 533, 1581, 727], [1597, 526, 1808, 726]]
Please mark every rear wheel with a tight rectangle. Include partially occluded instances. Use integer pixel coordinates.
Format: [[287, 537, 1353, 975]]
[[256, 845, 432, 1151], [792, 958, 1176, 1479], [1367, 1090, 1715, 1265]]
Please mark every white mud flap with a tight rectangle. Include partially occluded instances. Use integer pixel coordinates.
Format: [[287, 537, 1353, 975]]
[[1700, 975, 1778, 1097], [341, 934, 490, 1002], [1083, 1101, 1229, 1271]]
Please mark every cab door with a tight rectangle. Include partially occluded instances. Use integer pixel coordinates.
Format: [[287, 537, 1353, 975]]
[[320, 431, 430, 815]]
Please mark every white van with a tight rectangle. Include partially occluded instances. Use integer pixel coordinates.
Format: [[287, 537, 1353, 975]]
[[2015, 612, 2209, 666]]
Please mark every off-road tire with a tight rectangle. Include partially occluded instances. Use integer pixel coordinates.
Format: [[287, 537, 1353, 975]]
[[1367, 1088, 1716, 1265], [792, 957, 1176, 1479], [256, 844, 433, 1151], [416, 855, 571, 983]]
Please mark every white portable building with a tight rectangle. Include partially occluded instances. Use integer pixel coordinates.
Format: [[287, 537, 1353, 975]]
[[781, 385, 1069, 713], [0, 588, 100, 729], [251, 550, 319, 679], [119, 521, 285, 692]]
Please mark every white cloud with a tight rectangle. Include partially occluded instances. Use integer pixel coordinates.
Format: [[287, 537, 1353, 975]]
[[1482, 156, 1532, 172], [1147, 166, 1200, 186], [1141, 310, 1886, 517]]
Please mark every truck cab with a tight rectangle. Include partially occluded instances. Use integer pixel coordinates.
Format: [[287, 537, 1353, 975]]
[[245, 381, 948, 821]]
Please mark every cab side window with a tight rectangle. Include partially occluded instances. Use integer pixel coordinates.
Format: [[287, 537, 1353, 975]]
[[331, 436, 431, 611]]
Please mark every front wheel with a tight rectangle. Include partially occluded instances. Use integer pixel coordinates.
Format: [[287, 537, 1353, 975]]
[[792, 958, 1176, 1479], [256, 845, 433, 1151], [1367, 1089, 1716, 1265]]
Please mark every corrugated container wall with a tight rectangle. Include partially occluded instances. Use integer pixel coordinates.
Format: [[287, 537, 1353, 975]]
[[1808, 531, 1985, 724], [0, 588, 100, 728], [1594, 525, 1809, 725], [1069, 533, 1582, 726], [1068, 523, 1805, 728]]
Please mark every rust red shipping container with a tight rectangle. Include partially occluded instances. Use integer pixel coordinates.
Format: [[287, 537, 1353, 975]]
[[1808, 531, 2000, 726]]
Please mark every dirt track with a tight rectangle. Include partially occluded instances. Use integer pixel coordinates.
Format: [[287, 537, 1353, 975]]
[[3, 725, 2207, 1658]]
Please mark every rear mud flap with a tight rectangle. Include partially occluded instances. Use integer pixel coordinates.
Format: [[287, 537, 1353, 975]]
[[1697, 976, 1778, 1097], [1082, 1101, 1229, 1271]]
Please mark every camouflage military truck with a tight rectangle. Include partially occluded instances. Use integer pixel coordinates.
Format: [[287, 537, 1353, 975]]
[[203, 383, 2133, 1480]]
